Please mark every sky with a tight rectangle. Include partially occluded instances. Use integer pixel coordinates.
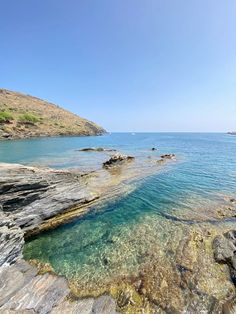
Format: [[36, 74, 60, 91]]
[[0, 0, 236, 132]]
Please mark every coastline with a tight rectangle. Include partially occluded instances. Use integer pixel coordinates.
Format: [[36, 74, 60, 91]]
[[1, 154, 236, 313], [0, 131, 106, 141], [0, 153, 176, 313]]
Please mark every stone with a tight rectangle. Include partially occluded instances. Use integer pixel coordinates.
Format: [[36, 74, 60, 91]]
[[103, 154, 135, 168], [1, 273, 69, 313], [160, 154, 176, 160], [213, 230, 236, 285], [0, 260, 118, 314], [0, 260, 37, 307], [51, 295, 118, 314], [230, 198, 236, 204], [0, 212, 24, 266], [0, 163, 101, 232], [78, 147, 117, 152], [213, 233, 236, 263]]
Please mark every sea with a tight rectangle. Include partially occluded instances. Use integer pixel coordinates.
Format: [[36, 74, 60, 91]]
[[1, 133, 236, 290]]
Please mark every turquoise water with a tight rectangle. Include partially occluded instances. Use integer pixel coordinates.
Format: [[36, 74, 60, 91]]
[[2, 133, 236, 290]]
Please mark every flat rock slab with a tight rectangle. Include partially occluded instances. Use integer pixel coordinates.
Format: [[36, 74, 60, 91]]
[[0, 212, 24, 266], [51, 296, 118, 314], [0, 261, 118, 314]]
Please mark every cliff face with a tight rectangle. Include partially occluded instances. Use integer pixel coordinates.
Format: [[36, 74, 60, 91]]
[[0, 89, 105, 139]]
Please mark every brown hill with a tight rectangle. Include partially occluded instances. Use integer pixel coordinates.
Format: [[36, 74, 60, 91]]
[[0, 89, 105, 140]]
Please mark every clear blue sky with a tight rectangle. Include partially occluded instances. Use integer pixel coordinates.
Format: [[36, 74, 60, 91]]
[[1, 0, 236, 132]]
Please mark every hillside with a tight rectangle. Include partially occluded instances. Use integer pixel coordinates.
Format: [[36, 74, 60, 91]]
[[0, 89, 105, 140]]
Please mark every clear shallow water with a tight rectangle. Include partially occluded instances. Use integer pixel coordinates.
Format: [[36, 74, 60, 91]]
[[2, 133, 236, 289]]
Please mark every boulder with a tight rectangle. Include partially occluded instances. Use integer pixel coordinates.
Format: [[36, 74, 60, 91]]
[[0, 212, 24, 267], [103, 154, 135, 168], [160, 154, 176, 160], [78, 147, 116, 152], [213, 230, 236, 283], [0, 260, 118, 314]]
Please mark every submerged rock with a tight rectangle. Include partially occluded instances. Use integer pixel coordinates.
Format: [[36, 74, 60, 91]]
[[160, 154, 176, 160], [78, 147, 117, 152], [213, 230, 236, 284], [103, 154, 135, 168], [213, 231, 236, 313], [230, 198, 236, 204]]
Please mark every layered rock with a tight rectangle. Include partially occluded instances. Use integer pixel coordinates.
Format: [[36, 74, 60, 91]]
[[160, 153, 176, 160], [0, 212, 24, 266], [1, 155, 168, 313], [0, 260, 118, 314], [78, 147, 117, 152], [103, 154, 135, 168], [0, 163, 102, 233]]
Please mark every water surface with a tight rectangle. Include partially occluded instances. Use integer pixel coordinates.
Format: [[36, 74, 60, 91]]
[[1, 133, 236, 292]]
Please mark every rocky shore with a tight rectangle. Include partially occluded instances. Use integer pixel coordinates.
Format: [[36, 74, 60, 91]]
[[1, 155, 236, 313], [0, 151, 176, 313]]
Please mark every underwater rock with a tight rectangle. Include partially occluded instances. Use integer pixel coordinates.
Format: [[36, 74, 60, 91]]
[[78, 147, 117, 152], [117, 290, 134, 308], [230, 198, 236, 204], [213, 231, 236, 264], [160, 154, 176, 160], [103, 154, 135, 168], [213, 230, 236, 284], [213, 231, 236, 313], [222, 298, 236, 314], [156, 159, 165, 164]]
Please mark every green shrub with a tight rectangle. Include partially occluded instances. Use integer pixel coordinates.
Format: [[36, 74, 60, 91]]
[[0, 111, 14, 123], [18, 113, 40, 123]]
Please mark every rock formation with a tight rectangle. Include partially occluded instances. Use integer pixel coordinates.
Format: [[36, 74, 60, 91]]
[[103, 154, 135, 168], [78, 147, 117, 152], [0, 260, 118, 313]]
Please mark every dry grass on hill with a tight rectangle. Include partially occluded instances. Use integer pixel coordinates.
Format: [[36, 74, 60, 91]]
[[0, 89, 105, 139]]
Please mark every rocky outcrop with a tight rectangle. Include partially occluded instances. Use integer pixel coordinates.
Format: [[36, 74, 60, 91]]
[[0, 161, 132, 313], [160, 154, 176, 160], [0, 156, 171, 265], [213, 231, 236, 313], [0, 158, 177, 313], [78, 147, 117, 152], [0, 164, 101, 232], [0, 212, 24, 266], [213, 230, 236, 283], [0, 260, 118, 314], [103, 154, 135, 168]]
